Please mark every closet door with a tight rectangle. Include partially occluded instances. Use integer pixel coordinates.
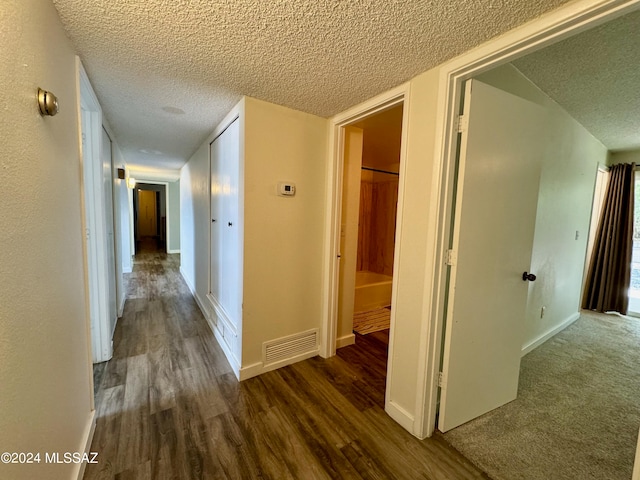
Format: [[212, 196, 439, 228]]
[[209, 117, 241, 331], [219, 118, 241, 327], [210, 137, 223, 302]]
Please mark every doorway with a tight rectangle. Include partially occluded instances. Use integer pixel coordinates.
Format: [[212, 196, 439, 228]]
[[133, 183, 168, 254], [335, 103, 404, 404]]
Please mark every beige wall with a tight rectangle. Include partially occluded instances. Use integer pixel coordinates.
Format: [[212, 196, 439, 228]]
[[0, 1, 94, 479], [242, 97, 328, 367], [380, 67, 443, 422], [477, 64, 608, 350], [180, 97, 327, 374]]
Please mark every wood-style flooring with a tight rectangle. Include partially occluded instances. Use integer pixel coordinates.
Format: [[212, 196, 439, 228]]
[[85, 251, 488, 480]]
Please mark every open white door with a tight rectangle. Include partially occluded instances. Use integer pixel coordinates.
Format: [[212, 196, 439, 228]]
[[438, 79, 546, 432]]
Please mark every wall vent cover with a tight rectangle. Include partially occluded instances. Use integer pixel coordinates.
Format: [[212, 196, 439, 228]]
[[263, 329, 318, 365]]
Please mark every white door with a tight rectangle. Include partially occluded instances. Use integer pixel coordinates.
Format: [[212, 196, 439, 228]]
[[210, 133, 223, 302], [209, 118, 241, 329], [101, 128, 117, 337], [220, 118, 241, 326], [438, 79, 546, 432]]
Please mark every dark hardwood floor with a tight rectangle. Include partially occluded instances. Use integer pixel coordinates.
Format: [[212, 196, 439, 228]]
[[85, 252, 488, 479]]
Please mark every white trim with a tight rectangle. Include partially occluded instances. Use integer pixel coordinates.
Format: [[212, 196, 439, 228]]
[[385, 400, 415, 433], [336, 334, 355, 348], [418, 0, 640, 439], [239, 349, 320, 381], [521, 312, 580, 356], [207, 293, 238, 337], [72, 410, 96, 480], [167, 249, 180, 254], [321, 83, 409, 360], [78, 60, 113, 365]]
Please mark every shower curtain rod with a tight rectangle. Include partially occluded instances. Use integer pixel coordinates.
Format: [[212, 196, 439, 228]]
[[361, 166, 399, 176]]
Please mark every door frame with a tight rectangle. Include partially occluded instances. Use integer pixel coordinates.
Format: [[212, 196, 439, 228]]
[[420, 0, 640, 437], [321, 83, 411, 425], [78, 60, 113, 364], [130, 180, 171, 254]]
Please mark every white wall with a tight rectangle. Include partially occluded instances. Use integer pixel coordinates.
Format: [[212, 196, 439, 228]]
[[168, 180, 180, 253], [180, 97, 327, 377], [180, 140, 211, 303], [610, 149, 640, 166], [242, 97, 328, 369], [476, 64, 608, 351], [0, 2, 94, 479]]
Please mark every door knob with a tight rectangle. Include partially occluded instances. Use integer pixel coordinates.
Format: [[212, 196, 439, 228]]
[[522, 272, 537, 282], [228, 222, 233, 226]]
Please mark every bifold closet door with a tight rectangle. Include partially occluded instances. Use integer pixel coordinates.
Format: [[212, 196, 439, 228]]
[[210, 117, 241, 328]]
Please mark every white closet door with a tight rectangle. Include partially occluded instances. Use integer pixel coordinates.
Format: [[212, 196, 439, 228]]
[[210, 137, 223, 302], [220, 118, 241, 327], [209, 117, 241, 331]]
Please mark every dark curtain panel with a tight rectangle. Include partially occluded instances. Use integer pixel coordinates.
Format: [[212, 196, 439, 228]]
[[582, 163, 635, 314]]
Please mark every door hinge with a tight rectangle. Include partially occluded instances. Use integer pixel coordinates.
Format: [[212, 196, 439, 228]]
[[445, 249, 456, 266], [438, 372, 444, 387], [456, 114, 468, 133]]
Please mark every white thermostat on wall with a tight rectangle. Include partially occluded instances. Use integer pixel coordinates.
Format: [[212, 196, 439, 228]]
[[278, 182, 296, 196]]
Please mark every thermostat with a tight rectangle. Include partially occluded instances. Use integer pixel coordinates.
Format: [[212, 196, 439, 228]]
[[278, 182, 296, 196]]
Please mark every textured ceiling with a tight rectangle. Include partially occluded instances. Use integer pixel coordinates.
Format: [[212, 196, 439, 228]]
[[513, 9, 640, 152], [51, 0, 572, 172]]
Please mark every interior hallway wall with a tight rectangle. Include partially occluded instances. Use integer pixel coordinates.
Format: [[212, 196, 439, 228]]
[[168, 180, 181, 253], [476, 64, 608, 351], [0, 2, 94, 479]]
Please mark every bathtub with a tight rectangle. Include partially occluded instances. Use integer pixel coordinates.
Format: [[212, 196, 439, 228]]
[[354, 270, 393, 312]]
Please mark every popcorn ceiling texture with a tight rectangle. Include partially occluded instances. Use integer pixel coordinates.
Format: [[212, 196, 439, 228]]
[[514, 9, 640, 152], [52, 0, 571, 170]]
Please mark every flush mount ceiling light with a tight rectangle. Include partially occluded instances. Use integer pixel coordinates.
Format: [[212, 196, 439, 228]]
[[37, 88, 59, 116], [161, 106, 185, 115], [138, 148, 163, 155]]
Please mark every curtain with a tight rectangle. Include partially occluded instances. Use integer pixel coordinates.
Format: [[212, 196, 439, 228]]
[[582, 163, 635, 314]]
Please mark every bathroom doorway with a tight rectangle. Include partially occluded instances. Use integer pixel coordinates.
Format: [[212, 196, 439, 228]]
[[335, 104, 404, 405]]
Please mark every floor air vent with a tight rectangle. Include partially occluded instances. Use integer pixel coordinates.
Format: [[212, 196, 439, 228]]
[[263, 329, 318, 365]]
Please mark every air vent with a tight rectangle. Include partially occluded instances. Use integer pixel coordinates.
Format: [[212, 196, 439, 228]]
[[263, 329, 318, 365]]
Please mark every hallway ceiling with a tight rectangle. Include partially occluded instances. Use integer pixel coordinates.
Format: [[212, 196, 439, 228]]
[[51, 0, 572, 173]]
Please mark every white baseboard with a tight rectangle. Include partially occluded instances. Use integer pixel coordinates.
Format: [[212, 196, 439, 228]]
[[336, 333, 356, 348], [385, 400, 415, 434], [167, 249, 180, 254], [521, 312, 580, 356], [74, 410, 96, 480], [122, 265, 132, 274]]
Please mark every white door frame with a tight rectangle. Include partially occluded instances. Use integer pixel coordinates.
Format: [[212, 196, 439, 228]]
[[419, 0, 640, 437], [130, 180, 171, 254], [78, 60, 113, 363], [321, 84, 411, 426]]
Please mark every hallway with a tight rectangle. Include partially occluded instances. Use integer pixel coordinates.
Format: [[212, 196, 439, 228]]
[[85, 252, 487, 479]]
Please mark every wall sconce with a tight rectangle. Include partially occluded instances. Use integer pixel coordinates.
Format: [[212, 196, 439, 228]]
[[37, 88, 59, 116], [127, 177, 136, 189]]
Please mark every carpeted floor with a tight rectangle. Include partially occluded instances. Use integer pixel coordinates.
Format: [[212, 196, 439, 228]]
[[353, 307, 391, 335], [444, 312, 640, 480]]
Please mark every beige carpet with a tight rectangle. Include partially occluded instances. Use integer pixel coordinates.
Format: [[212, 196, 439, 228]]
[[353, 307, 391, 335], [444, 312, 640, 480]]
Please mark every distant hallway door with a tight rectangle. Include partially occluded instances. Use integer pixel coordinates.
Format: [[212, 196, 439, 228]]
[[138, 189, 157, 237]]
